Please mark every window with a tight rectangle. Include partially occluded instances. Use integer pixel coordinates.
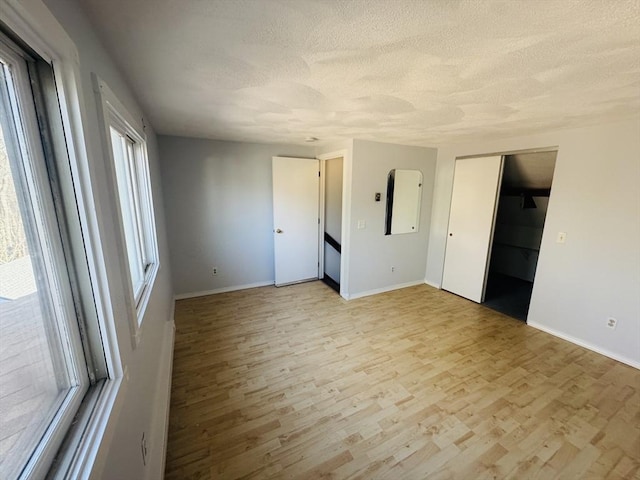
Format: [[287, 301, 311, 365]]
[[96, 77, 158, 339], [110, 129, 155, 305], [0, 34, 104, 479]]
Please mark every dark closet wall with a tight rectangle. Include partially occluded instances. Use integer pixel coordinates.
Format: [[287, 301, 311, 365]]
[[490, 196, 549, 281]]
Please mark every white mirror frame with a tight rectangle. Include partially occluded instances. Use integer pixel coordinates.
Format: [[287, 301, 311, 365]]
[[385, 169, 423, 235]]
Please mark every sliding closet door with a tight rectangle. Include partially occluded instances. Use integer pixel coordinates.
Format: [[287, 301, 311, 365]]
[[442, 156, 503, 303]]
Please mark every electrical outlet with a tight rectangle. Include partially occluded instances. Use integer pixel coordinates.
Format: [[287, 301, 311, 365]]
[[391, 266, 395, 273], [212, 267, 218, 276], [141, 432, 148, 466], [606, 317, 617, 329]]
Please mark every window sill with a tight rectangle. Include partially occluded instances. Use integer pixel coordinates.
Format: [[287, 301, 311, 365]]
[[49, 369, 129, 479], [132, 261, 160, 348]]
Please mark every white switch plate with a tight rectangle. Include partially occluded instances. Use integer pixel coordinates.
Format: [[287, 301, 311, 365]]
[[557, 232, 566, 244], [357, 219, 366, 229]]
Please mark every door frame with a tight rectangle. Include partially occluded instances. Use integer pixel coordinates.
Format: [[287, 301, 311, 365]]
[[318, 157, 326, 281], [454, 146, 558, 161], [317, 149, 352, 300]]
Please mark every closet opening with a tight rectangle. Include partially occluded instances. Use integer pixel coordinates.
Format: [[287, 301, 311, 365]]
[[483, 151, 557, 321]]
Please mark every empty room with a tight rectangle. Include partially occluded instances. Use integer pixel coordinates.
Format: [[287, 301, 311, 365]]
[[0, 0, 638, 479]]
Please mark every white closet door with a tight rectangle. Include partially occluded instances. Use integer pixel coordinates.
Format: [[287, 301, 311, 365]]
[[442, 156, 503, 302], [272, 156, 320, 286]]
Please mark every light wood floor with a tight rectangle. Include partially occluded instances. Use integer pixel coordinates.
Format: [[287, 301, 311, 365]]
[[165, 282, 640, 479]]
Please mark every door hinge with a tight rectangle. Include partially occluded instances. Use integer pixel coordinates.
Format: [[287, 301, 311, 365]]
[[318, 171, 320, 177], [318, 218, 320, 224]]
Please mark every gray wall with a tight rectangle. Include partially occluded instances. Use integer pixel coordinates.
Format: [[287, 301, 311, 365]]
[[158, 136, 315, 296], [41, 0, 175, 478], [427, 116, 640, 366], [348, 139, 437, 297], [160, 137, 438, 300]]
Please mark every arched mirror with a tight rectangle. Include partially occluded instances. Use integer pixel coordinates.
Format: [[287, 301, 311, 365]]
[[385, 169, 423, 235]]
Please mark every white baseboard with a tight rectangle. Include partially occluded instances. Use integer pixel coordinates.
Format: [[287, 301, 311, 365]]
[[528, 321, 640, 370], [424, 279, 441, 289], [174, 280, 275, 300], [146, 317, 176, 480], [346, 280, 425, 300]]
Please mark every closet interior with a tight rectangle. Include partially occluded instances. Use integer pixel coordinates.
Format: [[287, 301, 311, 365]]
[[483, 151, 557, 320]]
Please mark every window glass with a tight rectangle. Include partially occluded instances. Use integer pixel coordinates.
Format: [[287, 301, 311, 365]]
[[108, 123, 156, 312], [0, 41, 87, 480], [110, 128, 145, 298]]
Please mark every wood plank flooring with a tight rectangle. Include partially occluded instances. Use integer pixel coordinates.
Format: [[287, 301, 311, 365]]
[[165, 282, 640, 479]]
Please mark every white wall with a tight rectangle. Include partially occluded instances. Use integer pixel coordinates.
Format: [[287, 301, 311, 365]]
[[427, 117, 640, 367], [348, 139, 437, 297], [158, 136, 315, 296], [40, 0, 175, 478]]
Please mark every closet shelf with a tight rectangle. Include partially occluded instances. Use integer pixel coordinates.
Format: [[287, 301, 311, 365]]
[[493, 242, 540, 252]]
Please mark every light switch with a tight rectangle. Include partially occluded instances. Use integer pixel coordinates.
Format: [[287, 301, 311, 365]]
[[357, 219, 366, 229], [557, 232, 566, 244]]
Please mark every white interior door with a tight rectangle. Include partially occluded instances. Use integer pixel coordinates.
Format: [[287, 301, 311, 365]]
[[442, 155, 503, 302], [273, 156, 320, 286]]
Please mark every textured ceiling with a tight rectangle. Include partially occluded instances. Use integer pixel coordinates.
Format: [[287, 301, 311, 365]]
[[80, 0, 640, 146]]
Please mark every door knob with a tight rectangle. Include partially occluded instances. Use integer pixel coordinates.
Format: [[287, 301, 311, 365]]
[[449, 233, 453, 236], [275, 228, 283, 234]]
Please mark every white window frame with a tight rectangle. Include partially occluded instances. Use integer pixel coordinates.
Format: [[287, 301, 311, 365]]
[[94, 76, 159, 348], [0, 35, 91, 480], [0, 1, 130, 479]]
